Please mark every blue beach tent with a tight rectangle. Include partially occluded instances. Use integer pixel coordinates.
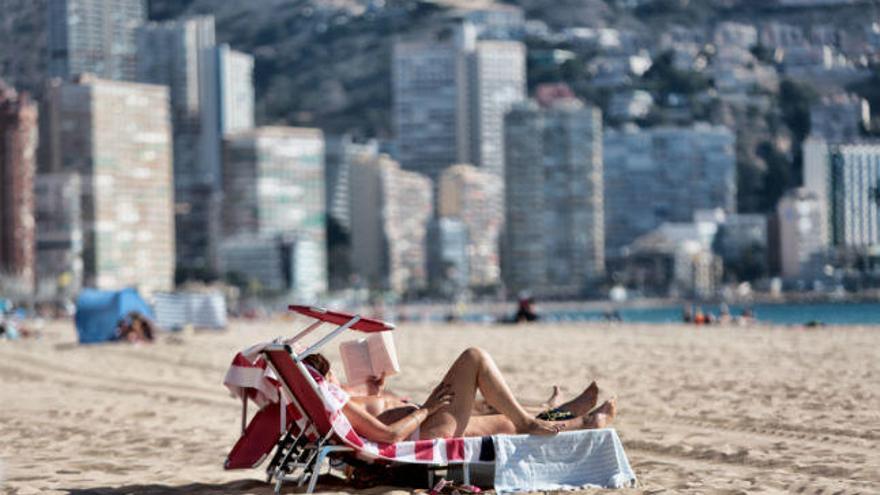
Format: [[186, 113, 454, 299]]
[[74, 288, 154, 344]]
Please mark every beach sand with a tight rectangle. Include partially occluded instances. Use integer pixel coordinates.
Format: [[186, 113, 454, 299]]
[[1, 318, 878, 494]]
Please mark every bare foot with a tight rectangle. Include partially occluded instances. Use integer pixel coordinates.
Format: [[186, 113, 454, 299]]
[[553, 381, 599, 417], [540, 385, 562, 410], [582, 398, 617, 429], [524, 418, 564, 435]]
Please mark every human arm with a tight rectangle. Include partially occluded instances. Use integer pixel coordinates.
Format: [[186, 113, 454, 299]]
[[343, 383, 453, 443]]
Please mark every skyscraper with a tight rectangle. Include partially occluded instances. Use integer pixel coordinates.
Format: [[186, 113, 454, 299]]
[[47, 0, 145, 81], [324, 135, 380, 289], [804, 139, 880, 249], [0, 81, 38, 291], [220, 127, 327, 299], [136, 18, 254, 273], [604, 124, 737, 254], [34, 172, 83, 298], [136, 16, 216, 188], [44, 75, 174, 294], [503, 98, 604, 298], [349, 154, 433, 295], [438, 164, 503, 288], [775, 188, 825, 279], [830, 144, 880, 248], [392, 21, 525, 181]]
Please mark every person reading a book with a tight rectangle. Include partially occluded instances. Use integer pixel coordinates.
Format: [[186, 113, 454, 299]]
[[333, 332, 582, 421], [302, 347, 616, 443]]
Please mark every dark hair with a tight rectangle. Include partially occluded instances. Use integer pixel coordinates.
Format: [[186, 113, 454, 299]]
[[302, 353, 330, 376]]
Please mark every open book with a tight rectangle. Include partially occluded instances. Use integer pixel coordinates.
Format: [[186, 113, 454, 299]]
[[338, 331, 400, 386]]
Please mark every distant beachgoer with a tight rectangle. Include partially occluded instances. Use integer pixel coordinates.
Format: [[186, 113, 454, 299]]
[[737, 307, 755, 325], [682, 305, 693, 323], [514, 297, 538, 323], [116, 312, 156, 343], [693, 307, 707, 325]]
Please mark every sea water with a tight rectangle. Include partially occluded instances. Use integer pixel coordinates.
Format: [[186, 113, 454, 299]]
[[541, 302, 880, 325]]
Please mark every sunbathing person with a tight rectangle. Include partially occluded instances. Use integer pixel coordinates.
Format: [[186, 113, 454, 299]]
[[343, 372, 573, 419], [303, 347, 616, 443]]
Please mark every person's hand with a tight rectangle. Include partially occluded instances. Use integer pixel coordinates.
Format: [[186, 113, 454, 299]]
[[365, 372, 386, 396], [422, 382, 454, 414]]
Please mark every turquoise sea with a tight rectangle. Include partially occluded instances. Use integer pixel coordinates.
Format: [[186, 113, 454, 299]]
[[460, 302, 880, 325]]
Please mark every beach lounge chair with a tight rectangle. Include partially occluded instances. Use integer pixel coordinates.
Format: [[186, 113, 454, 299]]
[[239, 305, 637, 494]]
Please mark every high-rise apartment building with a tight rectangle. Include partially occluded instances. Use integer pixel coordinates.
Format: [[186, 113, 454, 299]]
[[775, 188, 825, 279], [468, 41, 527, 177], [604, 123, 737, 253], [392, 21, 525, 180], [804, 139, 880, 249], [324, 135, 380, 289], [325, 135, 380, 234], [438, 164, 503, 288], [44, 75, 174, 294], [213, 44, 255, 136], [136, 18, 254, 273], [0, 82, 38, 291], [136, 16, 216, 187], [349, 155, 433, 295], [427, 217, 470, 294], [47, 0, 145, 81], [503, 99, 604, 298], [34, 172, 83, 298], [220, 127, 327, 299]]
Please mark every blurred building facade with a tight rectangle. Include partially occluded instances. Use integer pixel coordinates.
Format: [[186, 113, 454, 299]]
[[43, 75, 174, 294], [34, 172, 83, 299], [604, 123, 737, 254], [427, 216, 470, 295], [324, 135, 380, 290], [0, 82, 38, 291], [392, 21, 525, 180], [775, 188, 826, 279], [804, 140, 880, 251], [809, 93, 870, 141], [503, 98, 604, 298], [437, 164, 503, 289], [619, 221, 722, 299], [136, 17, 254, 274], [47, 0, 145, 81], [220, 127, 326, 300], [349, 155, 433, 295]]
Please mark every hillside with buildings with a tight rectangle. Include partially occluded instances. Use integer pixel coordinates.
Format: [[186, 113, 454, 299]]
[[3, 0, 880, 304]]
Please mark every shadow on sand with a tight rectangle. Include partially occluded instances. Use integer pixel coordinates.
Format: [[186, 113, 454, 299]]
[[61, 476, 407, 494]]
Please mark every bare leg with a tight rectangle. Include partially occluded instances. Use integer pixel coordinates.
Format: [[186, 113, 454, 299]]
[[477, 385, 562, 416], [462, 398, 617, 436], [549, 381, 599, 417], [419, 348, 559, 439]]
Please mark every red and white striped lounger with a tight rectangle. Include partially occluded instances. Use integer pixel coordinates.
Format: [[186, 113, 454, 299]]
[[230, 305, 636, 494]]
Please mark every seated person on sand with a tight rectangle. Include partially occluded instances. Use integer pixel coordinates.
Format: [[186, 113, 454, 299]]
[[115, 311, 156, 343], [303, 347, 616, 443]]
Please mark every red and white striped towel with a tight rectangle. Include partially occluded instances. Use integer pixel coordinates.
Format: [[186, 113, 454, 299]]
[[310, 368, 489, 465]]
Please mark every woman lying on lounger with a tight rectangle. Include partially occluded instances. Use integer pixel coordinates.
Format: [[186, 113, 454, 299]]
[[303, 347, 616, 443]]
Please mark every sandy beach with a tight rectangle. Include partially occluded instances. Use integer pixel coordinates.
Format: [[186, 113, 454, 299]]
[[1, 318, 878, 494]]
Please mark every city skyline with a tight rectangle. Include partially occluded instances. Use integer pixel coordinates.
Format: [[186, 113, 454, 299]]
[[1, 1, 880, 303]]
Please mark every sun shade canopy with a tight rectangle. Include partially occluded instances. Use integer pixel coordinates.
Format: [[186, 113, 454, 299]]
[[288, 305, 395, 333]]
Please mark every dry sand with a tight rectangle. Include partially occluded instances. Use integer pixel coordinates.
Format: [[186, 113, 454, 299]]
[[1, 318, 878, 494]]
